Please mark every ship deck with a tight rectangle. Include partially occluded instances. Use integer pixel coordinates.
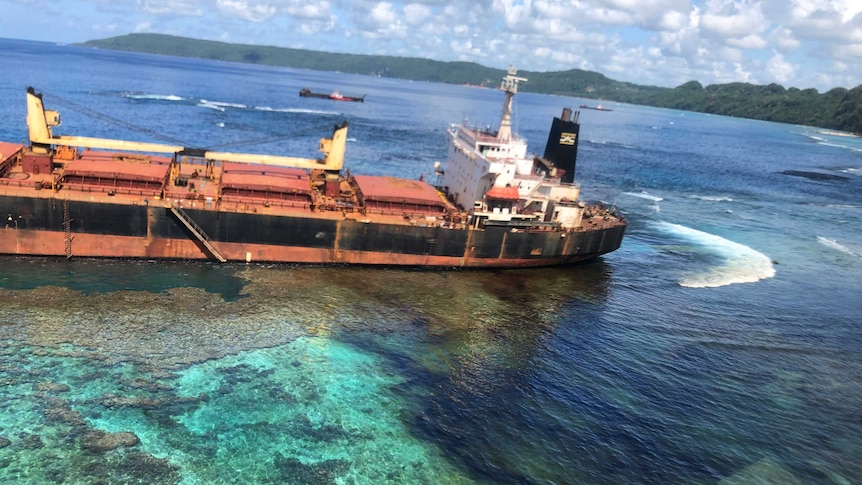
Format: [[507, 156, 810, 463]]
[[0, 146, 458, 228], [1, 146, 622, 233]]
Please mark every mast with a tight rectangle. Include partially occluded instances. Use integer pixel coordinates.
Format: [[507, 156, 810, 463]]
[[497, 66, 527, 142]]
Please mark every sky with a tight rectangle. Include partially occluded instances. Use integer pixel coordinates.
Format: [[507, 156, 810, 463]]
[[2, 0, 861, 92]]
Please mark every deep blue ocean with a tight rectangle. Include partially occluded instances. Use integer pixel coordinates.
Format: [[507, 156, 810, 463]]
[[0, 38, 860, 484]]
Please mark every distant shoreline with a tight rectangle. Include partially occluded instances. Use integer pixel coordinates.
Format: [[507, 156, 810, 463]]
[[55, 33, 862, 134]]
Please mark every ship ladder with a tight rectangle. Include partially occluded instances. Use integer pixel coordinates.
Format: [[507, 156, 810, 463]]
[[168, 205, 227, 263], [63, 198, 73, 259]]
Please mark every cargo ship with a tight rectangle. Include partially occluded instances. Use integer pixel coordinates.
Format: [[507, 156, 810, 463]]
[[0, 69, 625, 267]]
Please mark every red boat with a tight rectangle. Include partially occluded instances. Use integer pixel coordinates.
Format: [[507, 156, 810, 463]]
[[299, 88, 365, 102]]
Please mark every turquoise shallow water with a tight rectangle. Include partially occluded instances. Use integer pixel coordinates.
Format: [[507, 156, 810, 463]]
[[1, 38, 861, 484], [0, 336, 464, 484], [0, 265, 618, 484]]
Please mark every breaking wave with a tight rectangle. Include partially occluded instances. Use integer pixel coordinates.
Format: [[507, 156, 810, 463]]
[[122, 92, 185, 101], [817, 236, 860, 258], [197, 102, 225, 111], [656, 222, 775, 288], [838, 167, 862, 176], [806, 132, 862, 153], [254, 106, 341, 116], [122, 93, 340, 117], [688, 194, 733, 202], [623, 191, 663, 202], [199, 99, 247, 110]]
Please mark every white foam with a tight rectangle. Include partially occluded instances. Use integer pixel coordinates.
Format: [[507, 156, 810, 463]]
[[688, 194, 733, 202], [197, 101, 225, 111], [122, 92, 184, 101], [253, 106, 341, 116], [818, 141, 861, 152], [817, 236, 860, 258], [656, 222, 776, 288], [200, 99, 248, 109], [623, 191, 663, 202]]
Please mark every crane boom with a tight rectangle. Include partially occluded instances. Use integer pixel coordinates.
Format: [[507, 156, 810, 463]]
[[25, 87, 348, 171]]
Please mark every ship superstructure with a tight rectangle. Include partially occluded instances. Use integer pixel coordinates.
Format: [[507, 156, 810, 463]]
[[0, 78, 625, 268], [440, 67, 598, 232]]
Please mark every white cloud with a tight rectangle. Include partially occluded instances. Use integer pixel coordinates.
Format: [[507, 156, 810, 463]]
[[287, 2, 332, 20], [727, 33, 767, 49], [215, 0, 277, 22], [449, 39, 476, 59], [587, 7, 635, 26], [700, 0, 768, 39], [6, 0, 862, 92], [835, 0, 862, 22], [766, 52, 795, 83], [732, 62, 753, 83], [298, 19, 336, 35], [369, 2, 399, 25], [136, 0, 202, 16], [770, 27, 800, 50], [446, 24, 464, 37], [403, 4, 432, 25], [93, 22, 120, 32], [769, 0, 862, 42], [133, 21, 152, 32], [658, 9, 690, 31], [595, 0, 693, 30]]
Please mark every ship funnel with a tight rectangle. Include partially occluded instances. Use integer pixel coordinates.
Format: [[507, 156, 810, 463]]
[[542, 108, 581, 184]]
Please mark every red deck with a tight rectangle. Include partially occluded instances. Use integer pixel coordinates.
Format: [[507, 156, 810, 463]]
[[353, 175, 443, 205], [64, 157, 171, 183], [353, 174, 448, 214], [221, 162, 311, 195], [0, 142, 25, 163]]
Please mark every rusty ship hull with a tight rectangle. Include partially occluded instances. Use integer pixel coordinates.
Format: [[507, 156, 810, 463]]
[[0, 191, 625, 267], [0, 78, 625, 268]]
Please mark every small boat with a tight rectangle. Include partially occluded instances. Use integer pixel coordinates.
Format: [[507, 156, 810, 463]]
[[299, 88, 365, 102], [579, 104, 613, 111]]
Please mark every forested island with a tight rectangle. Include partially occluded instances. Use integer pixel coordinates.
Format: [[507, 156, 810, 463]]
[[82, 34, 862, 134]]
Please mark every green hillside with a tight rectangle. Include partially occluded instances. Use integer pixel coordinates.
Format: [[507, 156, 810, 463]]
[[81, 34, 862, 134]]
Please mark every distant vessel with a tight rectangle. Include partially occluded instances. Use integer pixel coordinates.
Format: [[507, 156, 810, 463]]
[[580, 104, 613, 111], [0, 71, 624, 267], [299, 88, 365, 102]]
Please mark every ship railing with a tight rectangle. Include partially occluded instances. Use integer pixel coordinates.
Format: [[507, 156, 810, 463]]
[[0, 178, 44, 189], [219, 197, 313, 212], [362, 207, 447, 218], [483, 220, 562, 230], [573, 216, 625, 231], [220, 195, 313, 208], [54, 183, 162, 198]]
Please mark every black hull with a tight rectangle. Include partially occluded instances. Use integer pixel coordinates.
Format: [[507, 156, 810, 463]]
[[0, 196, 625, 267]]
